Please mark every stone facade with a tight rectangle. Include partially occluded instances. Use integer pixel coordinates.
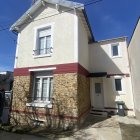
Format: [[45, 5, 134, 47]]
[[77, 74, 90, 122], [11, 75, 33, 125], [11, 73, 91, 129]]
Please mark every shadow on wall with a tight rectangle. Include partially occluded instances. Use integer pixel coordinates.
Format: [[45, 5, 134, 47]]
[[90, 41, 125, 74], [11, 100, 77, 131], [89, 41, 130, 114]]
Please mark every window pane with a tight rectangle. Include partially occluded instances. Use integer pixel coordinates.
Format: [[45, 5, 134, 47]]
[[42, 78, 48, 101], [46, 36, 51, 54], [36, 27, 51, 55], [39, 37, 45, 55], [48, 77, 53, 101], [115, 79, 122, 91], [34, 78, 40, 100], [112, 45, 118, 56], [95, 83, 101, 93]]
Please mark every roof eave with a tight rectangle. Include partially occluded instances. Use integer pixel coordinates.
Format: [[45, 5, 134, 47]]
[[82, 9, 95, 43], [10, 0, 84, 32]]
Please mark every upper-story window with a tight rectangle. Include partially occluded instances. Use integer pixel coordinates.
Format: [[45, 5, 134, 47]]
[[34, 24, 53, 57], [111, 44, 121, 58]]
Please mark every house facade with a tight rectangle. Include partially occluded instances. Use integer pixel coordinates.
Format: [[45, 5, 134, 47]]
[[10, 0, 92, 128], [128, 18, 140, 120], [89, 37, 134, 116], [10, 0, 134, 129]]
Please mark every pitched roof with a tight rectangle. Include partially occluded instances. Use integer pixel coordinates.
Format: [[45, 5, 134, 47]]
[[10, 0, 95, 42]]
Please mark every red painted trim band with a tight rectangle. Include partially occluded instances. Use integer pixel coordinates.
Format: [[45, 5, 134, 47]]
[[107, 73, 130, 78], [11, 107, 90, 121], [14, 63, 89, 77], [104, 107, 133, 111]]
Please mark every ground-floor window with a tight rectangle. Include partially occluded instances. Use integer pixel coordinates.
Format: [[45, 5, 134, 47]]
[[33, 71, 53, 102]]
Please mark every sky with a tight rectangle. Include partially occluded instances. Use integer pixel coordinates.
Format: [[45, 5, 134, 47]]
[[0, 0, 140, 71]]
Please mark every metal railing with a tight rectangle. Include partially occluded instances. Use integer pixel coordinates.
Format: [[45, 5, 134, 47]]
[[33, 47, 53, 56]]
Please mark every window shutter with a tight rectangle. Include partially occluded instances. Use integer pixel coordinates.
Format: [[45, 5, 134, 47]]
[[39, 28, 51, 37]]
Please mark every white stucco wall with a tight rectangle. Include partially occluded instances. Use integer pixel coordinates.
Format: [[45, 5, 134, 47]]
[[89, 38, 130, 74], [16, 5, 76, 68], [90, 38, 134, 115], [128, 19, 140, 119], [78, 17, 89, 70]]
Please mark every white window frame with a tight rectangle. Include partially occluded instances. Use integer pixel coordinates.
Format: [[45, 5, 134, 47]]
[[26, 75, 53, 108], [111, 43, 122, 58], [33, 75, 53, 102], [33, 23, 54, 58], [113, 76, 125, 94]]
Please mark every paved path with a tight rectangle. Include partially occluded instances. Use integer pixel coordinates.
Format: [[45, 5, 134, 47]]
[[0, 116, 140, 140]]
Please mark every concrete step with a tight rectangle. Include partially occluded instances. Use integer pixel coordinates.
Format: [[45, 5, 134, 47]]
[[90, 109, 108, 117]]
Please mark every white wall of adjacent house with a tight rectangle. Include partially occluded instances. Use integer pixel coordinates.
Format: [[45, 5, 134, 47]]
[[128, 19, 140, 119], [16, 5, 76, 68], [77, 16, 90, 71], [89, 38, 134, 116], [89, 38, 130, 73]]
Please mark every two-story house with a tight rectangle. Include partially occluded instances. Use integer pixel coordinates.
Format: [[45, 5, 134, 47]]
[[10, 0, 94, 128], [10, 0, 134, 129]]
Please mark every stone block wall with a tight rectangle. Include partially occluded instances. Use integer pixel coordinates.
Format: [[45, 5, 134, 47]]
[[11, 75, 33, 125], [11, 73, 91, 129], [77, 74, 90, 123]]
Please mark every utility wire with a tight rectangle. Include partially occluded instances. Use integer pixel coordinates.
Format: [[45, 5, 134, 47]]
[[0, 27, 9, 31], [0, 25, 16, 43], [0, 0, 102, 32], [0, 0, 103, 63], [15, 0, 102, 28]]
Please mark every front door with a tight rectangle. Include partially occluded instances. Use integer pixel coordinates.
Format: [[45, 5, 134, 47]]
[[92, 78, 104, 109]]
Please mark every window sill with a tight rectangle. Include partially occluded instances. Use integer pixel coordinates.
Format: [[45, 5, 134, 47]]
[[26, 102, 52, 108], [114, 91, 126, 95], [111, 56, 122, 59], [33, 54, 52, 59]]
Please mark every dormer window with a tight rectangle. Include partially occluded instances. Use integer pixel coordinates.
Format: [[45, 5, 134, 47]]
[[34, 24, 54, 57]]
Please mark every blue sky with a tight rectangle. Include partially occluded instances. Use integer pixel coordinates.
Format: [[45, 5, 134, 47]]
[[0, 0, 140, 71]]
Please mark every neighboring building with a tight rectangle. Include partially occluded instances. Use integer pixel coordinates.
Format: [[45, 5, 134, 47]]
[[128, 17, 140, 120], [10, 0, 135, 129], [0, 71, 13, 91], [0, 71, 13, 124]]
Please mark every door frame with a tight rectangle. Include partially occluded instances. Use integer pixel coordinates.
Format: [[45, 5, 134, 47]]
[[90, 77, 104, 109]]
